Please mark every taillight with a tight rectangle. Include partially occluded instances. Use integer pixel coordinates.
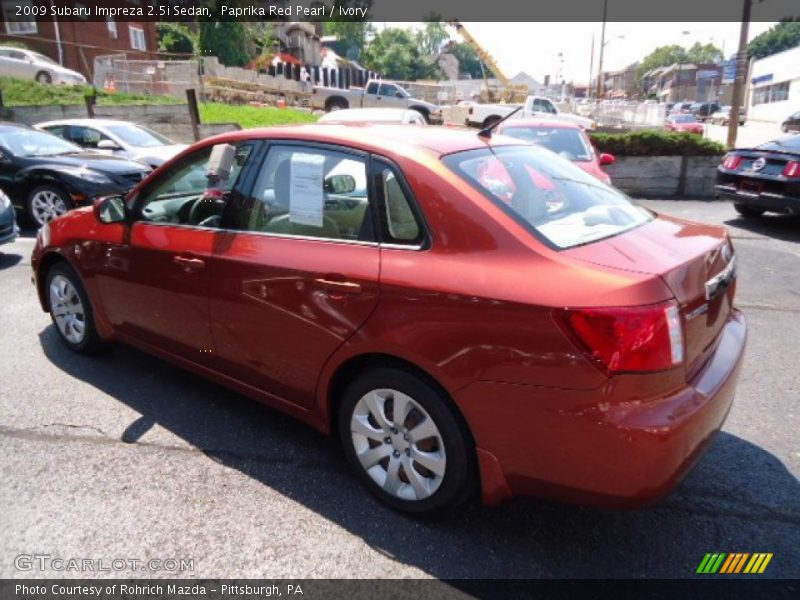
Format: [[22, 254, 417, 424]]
[[554, 301, 684, 374], [782, 161, 800, 178], [722, 154, 742, 170]]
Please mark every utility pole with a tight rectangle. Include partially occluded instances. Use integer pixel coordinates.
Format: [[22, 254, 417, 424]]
[[596, 0, 608, 99], [727, 0, 752, 149], [589, 33, 595, 99]]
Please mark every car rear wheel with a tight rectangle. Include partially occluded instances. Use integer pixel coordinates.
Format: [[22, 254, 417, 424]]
[[46, 262, 103, 354], [35, 71, 52, 84], [27, 186, 71, 227], [339, 367, 474, 514], [326, 98, 348, 112], [734, 204, 765, 218]]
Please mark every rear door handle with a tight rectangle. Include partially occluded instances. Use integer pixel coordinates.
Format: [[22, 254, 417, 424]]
[[314, 278, 362, 295], [173, 256, 205, 270]]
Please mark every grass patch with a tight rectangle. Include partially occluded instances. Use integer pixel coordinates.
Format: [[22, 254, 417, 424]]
[[0, 76, 181, 106], [199, 103, 318, 129]]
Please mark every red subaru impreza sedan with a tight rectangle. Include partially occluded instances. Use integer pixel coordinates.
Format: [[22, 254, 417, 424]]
[[31, 124, 746, 514]]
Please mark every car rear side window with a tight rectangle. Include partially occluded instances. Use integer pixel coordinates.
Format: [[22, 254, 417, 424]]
[[374, 160, 423, 245], [244, 145, 372, 242], [443, 145, 652, 250]]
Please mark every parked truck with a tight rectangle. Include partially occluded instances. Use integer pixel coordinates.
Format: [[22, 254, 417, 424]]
[[463, 96, 597, 130], [311, 80, 442, 123]]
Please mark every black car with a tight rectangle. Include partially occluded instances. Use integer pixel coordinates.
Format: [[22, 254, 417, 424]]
[[692, 102, 721, 122], [0, 123, 150, 226], [715, 134, 800, 218], [782, 111, 800, 134]]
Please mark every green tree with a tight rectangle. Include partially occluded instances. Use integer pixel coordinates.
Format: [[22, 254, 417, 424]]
[[748, 19, 800, 59], [636, 44, 688, 79], [686, 42, 723, 63], [156, 23, 197, 56], [325, 21, 372, 61], [447, 42, 490, 79], [362, 27, 441, 80], [418, 18, 448, 56]]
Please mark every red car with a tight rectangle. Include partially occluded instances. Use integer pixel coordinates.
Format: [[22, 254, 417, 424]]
[[665, 114, 705, 135], [496, 119, 615, 185], [31, 125, 746, 514]]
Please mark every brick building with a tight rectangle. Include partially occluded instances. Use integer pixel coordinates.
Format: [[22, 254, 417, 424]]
[[0, 0, 156, 79]]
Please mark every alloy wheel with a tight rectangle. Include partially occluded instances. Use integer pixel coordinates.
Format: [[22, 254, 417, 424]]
[[49, 275, 86, 344], [30, 189, 68, 226], [350, 388, 447, 501]]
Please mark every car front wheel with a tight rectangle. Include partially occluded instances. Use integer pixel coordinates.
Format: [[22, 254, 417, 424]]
[[46, 262, 103, 354], [27, 185, 71, 227], [35, 71, 52, 84], [734, 203, 766, 218], [339, 367, 475, 514]]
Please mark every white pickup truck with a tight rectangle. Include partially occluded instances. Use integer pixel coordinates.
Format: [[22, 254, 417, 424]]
[[311, 79, 442, 124], [463, 96, 596, 130]]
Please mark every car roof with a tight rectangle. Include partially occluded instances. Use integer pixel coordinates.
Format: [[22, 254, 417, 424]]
[[497, 119, 582, 130], [36, 119, 133, 128], [0, 122, 32, 132], [201, 123, 522, 156]]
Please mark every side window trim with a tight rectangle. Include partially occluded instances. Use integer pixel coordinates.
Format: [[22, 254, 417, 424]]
[[370, 155, 431, 250]]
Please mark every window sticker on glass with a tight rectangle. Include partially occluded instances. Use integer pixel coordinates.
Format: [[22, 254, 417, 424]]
[[289, 153, 325, 227]]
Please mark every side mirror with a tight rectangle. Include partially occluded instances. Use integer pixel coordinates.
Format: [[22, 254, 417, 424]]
[[324, 174, 356, 195], [97, 139, 121, 151], [94, 195, 126, 224], [599, 153, 615, 166], [395, 91, 404, 98]]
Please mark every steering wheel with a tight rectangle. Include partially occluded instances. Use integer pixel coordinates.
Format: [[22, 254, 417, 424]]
[[188, 193, 226, 226]]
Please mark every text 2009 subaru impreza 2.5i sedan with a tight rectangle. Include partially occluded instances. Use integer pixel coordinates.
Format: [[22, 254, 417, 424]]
[[31, 124, 746, 515]]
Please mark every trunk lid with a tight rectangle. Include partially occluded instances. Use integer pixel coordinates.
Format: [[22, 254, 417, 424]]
[[564, 214, 736, 377]]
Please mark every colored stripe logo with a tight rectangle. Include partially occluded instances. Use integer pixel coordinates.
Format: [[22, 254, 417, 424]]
[[696, 553, 773, 574]]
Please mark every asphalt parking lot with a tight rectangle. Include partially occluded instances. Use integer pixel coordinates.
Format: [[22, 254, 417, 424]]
[[0, 199, 798, 580]]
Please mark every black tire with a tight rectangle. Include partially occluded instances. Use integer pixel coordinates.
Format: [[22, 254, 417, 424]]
[[326, 97, 349, 112], [26, 185, 72, 228], [338, 366, 475, 515], [410, 107, 430, 124], [482, 116, 501, 129], [734, 204, 765, 218], [35, 71, 52, 85], [45, 261, 103, 354]]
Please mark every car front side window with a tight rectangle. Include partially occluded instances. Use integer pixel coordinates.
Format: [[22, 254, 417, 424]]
[[136, 142, 254, 228]]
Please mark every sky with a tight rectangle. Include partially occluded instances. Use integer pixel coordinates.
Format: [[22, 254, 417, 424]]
[[385, 21, 778, 85], [459, 22, 777, 84]]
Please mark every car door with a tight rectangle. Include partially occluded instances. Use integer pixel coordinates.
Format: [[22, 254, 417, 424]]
[[362, 81, 381, 108], [207, 142, 380, 408], [93, 140, 259, 363]]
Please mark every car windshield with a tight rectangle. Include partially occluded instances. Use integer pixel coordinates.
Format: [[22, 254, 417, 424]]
[[671, 115, 697, 123], [30, 51, 58, 66], [443, 145, 652, 249], [0, 128, 82, 157], [106, 124, 172, 148], [499, 126, 593, 161], [758, 135, 800, 152]]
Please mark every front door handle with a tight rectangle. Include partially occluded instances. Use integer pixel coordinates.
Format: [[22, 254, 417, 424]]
[[314, 278, 362, 295], [173, 256, 205, 271]]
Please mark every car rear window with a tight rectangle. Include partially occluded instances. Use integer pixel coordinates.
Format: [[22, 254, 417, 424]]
[[443, 145, 652, 249]]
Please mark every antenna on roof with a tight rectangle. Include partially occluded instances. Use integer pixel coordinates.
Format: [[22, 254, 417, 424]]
[[478, 105, 523, 139]]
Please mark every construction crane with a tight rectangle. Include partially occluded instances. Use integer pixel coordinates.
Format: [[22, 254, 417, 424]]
[[446, 21, 528, 103]]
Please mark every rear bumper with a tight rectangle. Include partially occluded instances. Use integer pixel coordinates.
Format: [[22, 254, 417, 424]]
[[715, 184, 800, 214], [0, 206, 18, 245], [458, 310, 747, 507]]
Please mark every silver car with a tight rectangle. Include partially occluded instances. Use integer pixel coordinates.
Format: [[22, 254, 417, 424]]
[[0, 46, 86, 85], [36, 119, 188, 168]]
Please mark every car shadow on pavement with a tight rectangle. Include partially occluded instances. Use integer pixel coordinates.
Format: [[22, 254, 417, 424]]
[[39, 327, 800, 579], [0, 252, 22, 269], [726, 213, 800, 243]]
